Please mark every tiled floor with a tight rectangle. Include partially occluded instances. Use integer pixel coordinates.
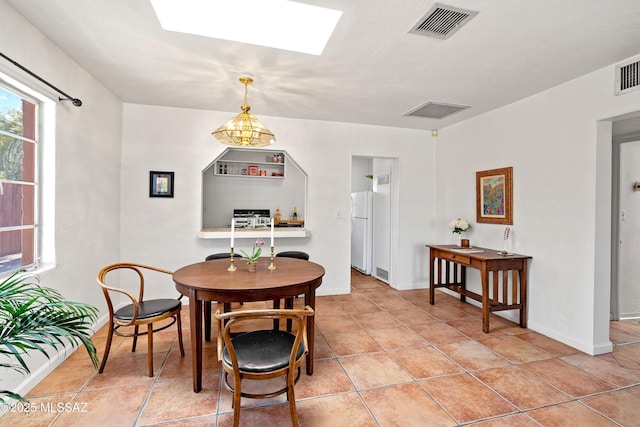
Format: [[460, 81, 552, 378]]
[[4, 270, 640, 426]]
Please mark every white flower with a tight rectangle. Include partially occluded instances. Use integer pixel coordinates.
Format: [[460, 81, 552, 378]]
[[449, 218, 470, 234]]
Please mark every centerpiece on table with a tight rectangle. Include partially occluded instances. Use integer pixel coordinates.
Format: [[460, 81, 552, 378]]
[[449, 218, 471, 247], [240, 238, 265, 272]]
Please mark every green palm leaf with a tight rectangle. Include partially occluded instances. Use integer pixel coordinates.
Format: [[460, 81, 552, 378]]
[[0, 270, 99, 403]]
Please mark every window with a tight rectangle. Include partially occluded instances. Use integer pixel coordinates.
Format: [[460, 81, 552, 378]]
[[0, 84, 38, 274]]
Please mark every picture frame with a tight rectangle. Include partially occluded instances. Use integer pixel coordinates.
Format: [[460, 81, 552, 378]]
[[149, 171, 174, 198], [476, 166, 512, 224]]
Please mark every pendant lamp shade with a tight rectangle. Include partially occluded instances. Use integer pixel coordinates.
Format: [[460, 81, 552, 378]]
[[213, 77, 276, 147]]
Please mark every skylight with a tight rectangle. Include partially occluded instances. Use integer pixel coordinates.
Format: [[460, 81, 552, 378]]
[[150, 0, 342, 55]]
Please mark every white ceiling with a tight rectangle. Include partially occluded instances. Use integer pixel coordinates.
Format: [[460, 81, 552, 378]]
[[6, 0, 640, 132]]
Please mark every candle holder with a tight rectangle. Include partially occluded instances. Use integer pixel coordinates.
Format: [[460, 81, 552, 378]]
[[268, 246, 276, 270], [227, 247, 237, 271]]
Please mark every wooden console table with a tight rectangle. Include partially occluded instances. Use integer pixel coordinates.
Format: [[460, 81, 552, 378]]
[[427, 244, 532, 333]]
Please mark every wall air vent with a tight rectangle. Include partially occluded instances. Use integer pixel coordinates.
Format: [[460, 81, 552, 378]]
[[616, 57, 640, 95], [403, 101, 470, 119], [409, 3, 478, 40], [376, 268, 389, 281]]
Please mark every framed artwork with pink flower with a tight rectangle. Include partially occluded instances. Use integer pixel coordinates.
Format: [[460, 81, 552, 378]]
[[476, 166, 513, 225]]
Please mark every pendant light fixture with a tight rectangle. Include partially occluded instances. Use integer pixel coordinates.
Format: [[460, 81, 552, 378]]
[[213, 76, 276, 147]]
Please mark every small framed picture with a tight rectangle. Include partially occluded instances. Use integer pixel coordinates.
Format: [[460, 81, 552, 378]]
[[476, 166, 513, 224], [149, 171, 174, 198]]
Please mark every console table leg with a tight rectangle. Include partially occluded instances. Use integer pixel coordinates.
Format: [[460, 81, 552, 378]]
[[481, 266, 490, 333]]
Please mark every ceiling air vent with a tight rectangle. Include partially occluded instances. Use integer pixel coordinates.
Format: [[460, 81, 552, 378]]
[[403, 101, 470, 119], [616, 57, 640, 95], [409, 3, 478, 40]]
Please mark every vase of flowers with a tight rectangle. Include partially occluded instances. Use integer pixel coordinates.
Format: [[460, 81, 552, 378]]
[[240, 238, 265, 272], [449, 218, 471, 246]]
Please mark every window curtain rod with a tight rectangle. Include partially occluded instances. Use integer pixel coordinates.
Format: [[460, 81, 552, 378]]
[[0, 52, 82, 107]]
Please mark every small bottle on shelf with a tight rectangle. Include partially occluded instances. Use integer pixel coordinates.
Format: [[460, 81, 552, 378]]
[[275, 208, 281, 225], [292, 207, 297, 220]]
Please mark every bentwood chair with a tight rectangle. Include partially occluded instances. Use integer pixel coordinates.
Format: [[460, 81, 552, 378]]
[[97, 263, 185, 377], [215, 306, 315, 427], [276, 251, 310, 329], [204, 253, 239, 340]]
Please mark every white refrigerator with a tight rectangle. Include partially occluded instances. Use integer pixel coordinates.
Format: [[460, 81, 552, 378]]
[[351, 191, 373, 274]]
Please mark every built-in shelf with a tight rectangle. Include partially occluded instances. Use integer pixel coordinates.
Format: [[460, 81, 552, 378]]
[[213, 152, 285, 178], [201, 148, 308, 232], [198, 228, 310, 239]]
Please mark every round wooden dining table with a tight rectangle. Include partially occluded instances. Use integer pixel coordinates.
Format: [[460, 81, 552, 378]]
[[173, 257, 325, 392]]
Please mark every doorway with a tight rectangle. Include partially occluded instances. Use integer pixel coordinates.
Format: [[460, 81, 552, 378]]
[[611, 116, 640, 321], [351, 156, 397, 287]]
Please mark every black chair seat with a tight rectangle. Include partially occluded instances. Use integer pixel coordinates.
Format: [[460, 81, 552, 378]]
[[114, 299, 181, 321], [275, 251, 309, 260], [206, 252, 236, 261], [222, 330, 304, 373]]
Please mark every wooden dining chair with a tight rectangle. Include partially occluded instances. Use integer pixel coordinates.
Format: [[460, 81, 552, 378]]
[[97, 263, 185, 377], [203, 253, 243, 340], [215, 306, 314, 427], [275, 251, 310, 330]]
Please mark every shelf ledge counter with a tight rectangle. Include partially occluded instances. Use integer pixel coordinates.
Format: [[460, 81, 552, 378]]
[[197, 227, 310, 239]]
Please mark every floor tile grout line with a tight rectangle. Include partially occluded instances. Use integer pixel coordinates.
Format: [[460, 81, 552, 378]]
[[132, 334, 177, 427]]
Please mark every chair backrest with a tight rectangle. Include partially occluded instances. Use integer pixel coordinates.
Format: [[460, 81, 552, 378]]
[[96, 263, 174, 325], [205, 252, 236, 261], [275, 251, 309, 261], [215, 306, 315, 373]]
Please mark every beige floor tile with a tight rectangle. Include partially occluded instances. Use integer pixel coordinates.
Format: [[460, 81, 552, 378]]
[[311, 331, 335, 359], [390, 346, 463, 379], [137, 374, 219, 425], [351, 311, 402, 330], [84, 353, 157, 390], [296, 393, 377, 427], [339, 352, 412, 389], [295, 358, 355, 399], [367, 326, 427, 350], [561, 352, 640, 386], [149, 416, 218, 426], [514, 331, 580, 356], [0, 393, 75, 427], [410, 321, 470, 345], [580, 389, 640, 425], [421, 303, 474, 322], [314, 315, 361, 335], [387, 307, 438, 326], [421, 373, 517, 424], [526, 401, 617, 426], [470, 413, 541, 426], [217, 402, 293, 427], [519, 358, 616, 398], [447, 318, 507, 340], [473, 365, 571, 410], [27, 358, 96, 397], [437, 340, 511, 371], [370, 296, 416, 312], [53, 384, 150, 427], [478, 335, 555, 363], [323, 329, 382, 356], [361, 382, 456, 426]]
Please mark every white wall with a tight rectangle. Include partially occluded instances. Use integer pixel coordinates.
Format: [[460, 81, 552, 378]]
[[0, 0, 122, 396], [435, 55, 640, 355], [619, 140, 640, 317], [351, 157, 373, 192], [120, 104, 434, 296]]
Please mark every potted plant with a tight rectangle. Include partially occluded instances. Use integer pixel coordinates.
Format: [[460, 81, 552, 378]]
[[0, 270, 99, 403], [239, 239, 265, 272]]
